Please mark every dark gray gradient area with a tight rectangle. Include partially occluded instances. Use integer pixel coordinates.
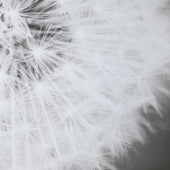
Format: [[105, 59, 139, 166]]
[[116, 105, 170, 170], [118, 130, 170, 170]]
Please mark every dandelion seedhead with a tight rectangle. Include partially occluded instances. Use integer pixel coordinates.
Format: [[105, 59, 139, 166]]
[[0, 0, 170, 170]]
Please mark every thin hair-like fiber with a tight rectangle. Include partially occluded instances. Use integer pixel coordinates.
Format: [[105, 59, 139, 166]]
[[0, 0, 169, 170]]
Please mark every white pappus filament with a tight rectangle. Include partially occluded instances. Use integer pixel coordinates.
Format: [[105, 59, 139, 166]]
[[0, 0, 170, 170]]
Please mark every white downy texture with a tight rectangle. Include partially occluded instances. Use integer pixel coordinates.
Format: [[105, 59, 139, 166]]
[[0, 0, 170, 169]]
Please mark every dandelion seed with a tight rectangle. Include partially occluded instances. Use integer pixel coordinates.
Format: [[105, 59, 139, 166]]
[[0, 0, 169, 170]]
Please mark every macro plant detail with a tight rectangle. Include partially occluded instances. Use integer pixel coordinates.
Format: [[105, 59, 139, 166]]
[[0, 0, 170, 170]]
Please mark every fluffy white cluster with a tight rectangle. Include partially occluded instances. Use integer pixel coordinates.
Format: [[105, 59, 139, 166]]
[[0, 0, 169, 169]]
